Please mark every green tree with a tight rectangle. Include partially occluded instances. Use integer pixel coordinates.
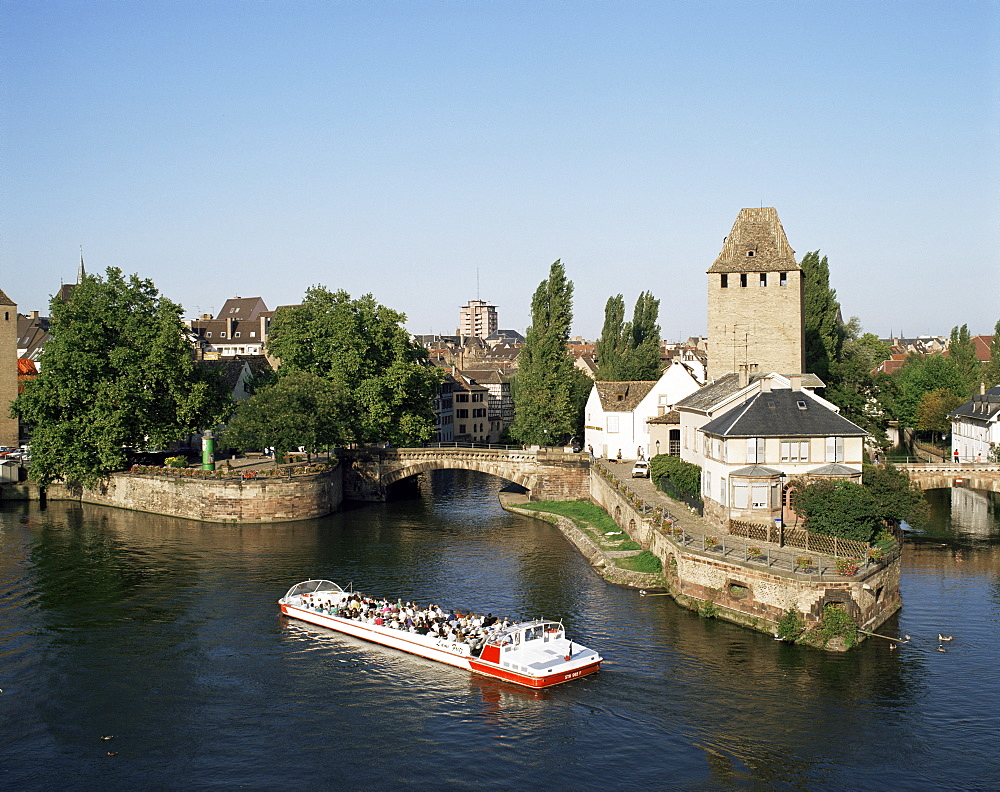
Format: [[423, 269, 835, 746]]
[[266, 286, 442, 446], [594, 295, 627, 381], [890, 352, 965, 428], [984, 319, 1000, 388], [12, 267, 231, 486], [914, 388, 965, 441], [948, 323, 981, 397], [862, 463, 929, 529], [622, 290, 662, 380], [825, 320, 892, 441], [510, 260, 577, 445], [222, 370, 349, 458], [650, 454, 701, 499], [801, 251, 845, 382], [595, 290, 661, 381], [791, 480, 880, 543]]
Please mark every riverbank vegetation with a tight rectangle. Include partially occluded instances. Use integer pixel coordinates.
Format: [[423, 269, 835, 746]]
[[516, 500, 644, 552], [12, 268, 231, 486]]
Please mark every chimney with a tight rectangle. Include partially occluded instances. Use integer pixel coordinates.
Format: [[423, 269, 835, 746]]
[[761, 378, 771, 393], [790, 374, 802, 391], [30, 310, 39, 320], [738, 364, 748, 388]]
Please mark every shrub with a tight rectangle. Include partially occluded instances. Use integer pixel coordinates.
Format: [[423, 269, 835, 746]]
[[776, 609, 804, 640], [649, 454, 701, 498], [164, 456, 188, 469], [835, 557, 860, 576]]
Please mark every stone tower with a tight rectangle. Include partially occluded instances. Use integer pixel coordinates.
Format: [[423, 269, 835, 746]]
[[706, 208, 805, 381], [0, 288, 18, 447]]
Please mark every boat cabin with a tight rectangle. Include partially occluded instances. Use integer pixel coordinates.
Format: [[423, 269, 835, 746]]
[[478, 620, 565, 664]]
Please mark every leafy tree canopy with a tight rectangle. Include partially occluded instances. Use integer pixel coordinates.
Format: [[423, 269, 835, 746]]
[[984, 319, 1000, 389], [791, 480, 880, 543], [13, 267, 231, 486], [266, 286, 442, 446], [510, 260, 577, 445], [889, 352, 965, 428], [595, 291, 661, 381], [861, 463, 929, 529], [948, 323, 981, 397], [222, 370, 349, 457], [801, 251, 846, 383], [914, 388, 965, 439], [650, 454, 701, 499]]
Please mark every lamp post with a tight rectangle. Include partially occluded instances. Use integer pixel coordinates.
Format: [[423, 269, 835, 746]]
[[655, 439, 660, 457]]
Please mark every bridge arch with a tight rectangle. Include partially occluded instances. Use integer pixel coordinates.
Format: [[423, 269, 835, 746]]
[[380, 458, 537, 492]]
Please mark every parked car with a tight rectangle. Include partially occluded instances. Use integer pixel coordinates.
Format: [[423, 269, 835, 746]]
[[631, 460, 650, 478]]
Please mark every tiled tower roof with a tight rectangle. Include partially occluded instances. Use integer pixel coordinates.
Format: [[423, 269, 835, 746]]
[[707, 207, 799, 273], [0, 288, 15, 306]]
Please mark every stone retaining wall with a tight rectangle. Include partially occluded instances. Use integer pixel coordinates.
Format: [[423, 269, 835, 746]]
[[8, 467, 343, 523], [589, 472, 901, 641]]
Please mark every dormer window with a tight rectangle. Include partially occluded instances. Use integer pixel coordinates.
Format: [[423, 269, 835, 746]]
[[250, 331, 256, 338], [220, 332, 227, 338], [234, 331, 241, 338], [796, 400, 808, 410], [746, 250, 755, 257], [206, 332, 212, 338]]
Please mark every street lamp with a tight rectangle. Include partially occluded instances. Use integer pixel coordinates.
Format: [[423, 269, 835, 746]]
[[655, 439, 660, 457]]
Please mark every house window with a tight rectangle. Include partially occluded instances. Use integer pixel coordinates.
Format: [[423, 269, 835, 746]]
[[250, 331, 256, 338], [733, 485, 748, 509], [721, 274, 728, 288], [746, 437, 764, 463], [220, 332, 227, 338], [781, 440, 809, 462], [720, 477, 727, 506], [760, 273, 767, 287], [456, 394, 469, 402], [459, 424, 466, 434], [826, 436, 844, 463], [740, 273, 747, 287], [607, 416, 619, 433], [780, 272, 788, 286], [206, 332, 212, 338], [751, 485, 769, 509], [456, 409, 468, 418], [704, 470, 711, 497], [234, 332, 241, 338]]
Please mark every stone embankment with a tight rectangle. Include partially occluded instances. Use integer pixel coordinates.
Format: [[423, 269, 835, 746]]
[[0, 459, 342, 523], [499, 491, 664, 590]]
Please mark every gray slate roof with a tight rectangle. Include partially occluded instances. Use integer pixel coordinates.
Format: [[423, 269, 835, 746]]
[[808, 464, 862, 476], [948, 386, 1000, 424], [700, 389, 868, 438], [675, 373, 826, 413], [729, 465, 783, 477], [0, 288, 15, 306]]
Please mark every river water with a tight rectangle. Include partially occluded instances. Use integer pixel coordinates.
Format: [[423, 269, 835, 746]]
[[1, 471, 998, 791]]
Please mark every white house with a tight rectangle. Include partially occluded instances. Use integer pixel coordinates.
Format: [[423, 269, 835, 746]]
[[584, 360, 703, 460], [675, 370, 868, 529], [949, 385, 1000, 463]]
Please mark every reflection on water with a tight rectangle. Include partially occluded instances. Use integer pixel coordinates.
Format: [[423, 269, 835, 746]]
[[0, 474, 999, 791]]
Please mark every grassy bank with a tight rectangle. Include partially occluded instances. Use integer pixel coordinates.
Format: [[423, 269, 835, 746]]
[[518, 500, 638, 551]]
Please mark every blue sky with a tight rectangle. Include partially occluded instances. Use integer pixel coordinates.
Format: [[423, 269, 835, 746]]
[[2, 1, 998, 341]]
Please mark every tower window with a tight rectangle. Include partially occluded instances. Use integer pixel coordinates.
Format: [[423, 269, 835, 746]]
[[721, 274, 728, 288], [760, 273, 767, 287], [780, 272, 788, 286], [740, 273, 747, 287]]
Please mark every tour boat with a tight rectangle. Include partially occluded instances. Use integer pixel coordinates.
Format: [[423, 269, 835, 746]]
[[279, 580, 602, 689]]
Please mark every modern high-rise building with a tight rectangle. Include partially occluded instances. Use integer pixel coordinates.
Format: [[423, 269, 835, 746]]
[[458, 300, 498, 340], [706, 207, 805, 381]]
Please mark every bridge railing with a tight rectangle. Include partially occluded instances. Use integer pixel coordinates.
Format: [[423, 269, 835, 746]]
[[421, 441, 528, 451]]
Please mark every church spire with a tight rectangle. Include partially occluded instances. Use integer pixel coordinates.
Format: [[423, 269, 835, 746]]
[[78, 246, 86, 283]]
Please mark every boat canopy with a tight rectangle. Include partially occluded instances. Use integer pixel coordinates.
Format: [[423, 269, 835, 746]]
[[485, 620, 564, 646], [283, 580, 344, 600]]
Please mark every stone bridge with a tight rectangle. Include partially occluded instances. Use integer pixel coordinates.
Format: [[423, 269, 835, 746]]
[[339, 446, 591, 502], [897, 463, 1000, 493]]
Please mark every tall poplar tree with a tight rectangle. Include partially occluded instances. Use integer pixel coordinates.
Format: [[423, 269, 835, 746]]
[[984, 319, 1000, 388], [948, 323, 981, 397], [801, 251, 845, 382], [594, 295, 627, 380], [510, 260, 576, 445], [622, 290, 662, 380], [595, 290, 661, 381]]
